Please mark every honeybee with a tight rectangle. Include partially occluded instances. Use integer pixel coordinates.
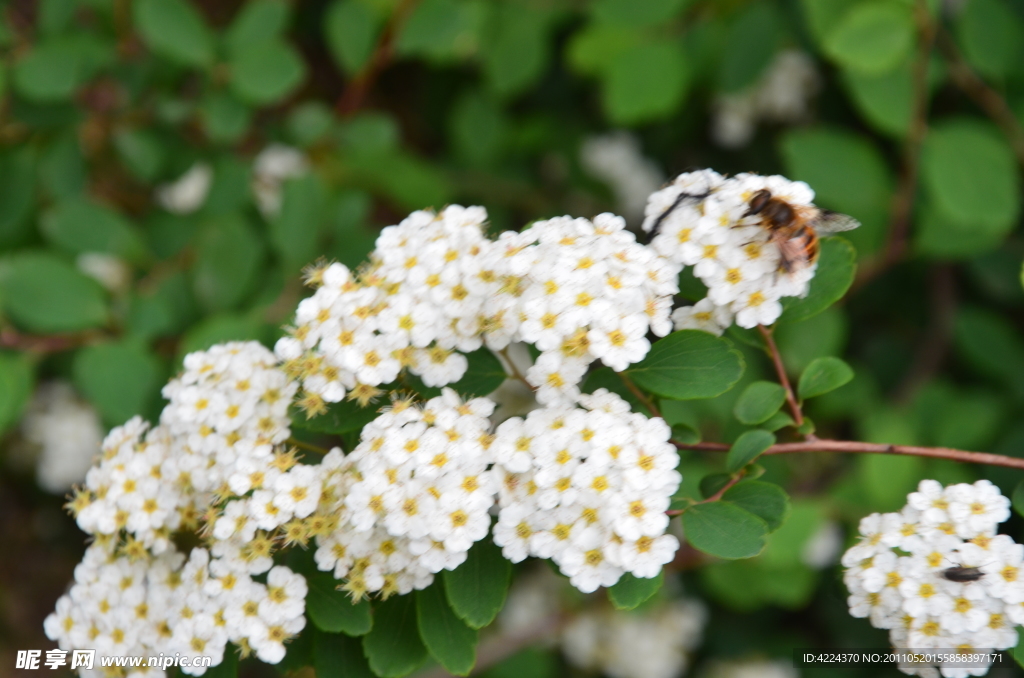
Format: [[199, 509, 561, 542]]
[[744, 188, 860, 274]]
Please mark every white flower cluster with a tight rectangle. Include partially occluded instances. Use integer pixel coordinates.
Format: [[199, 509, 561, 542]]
[[712, 50, 820, 149], [20, 381, 103, 494], [644, 170, 817, 332], [580, 130, 664, 224], [275, 205, 493, 411], [843, 480, 1022, 678], [45, 541, 307, 675], [562, 598, 707, 678], [312, 390, 496, 599], [491, 389, 680, 592], [490, 213, 677, 404]]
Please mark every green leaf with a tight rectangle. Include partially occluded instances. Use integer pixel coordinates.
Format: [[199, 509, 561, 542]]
[[295, 398, 380, 435], [760, 410, 795, 432], [0, 149, 36, 247], [203, 646, 237, 678], [779, 237, 856, 323], [192, 214, 264, 311], [799, 0, 859, 48], [13, 39, 84, 102], [1013, 479, 1024, 519], [671, 422, 701, 444], [957, 0, 1024, 81], [41, 198, 147, 262], [842, 58, 914, 137], [362, 595, 428, 678], [1012, 629, 1024, 670], [270, 174, 326, 273], [608, 571, 664, 610], [602, 40, 689, 125], [565, 23, 640, 77], [722, 481, 790, 532], [779, 127, 891, 256], [443, 538, 511, 629], [682, 502, 769, 559], [74, 340, 163, 425], [0, 351, 33, 435], [114, 129, 165, 183], [225, 0, 289, 57], [699, 473, 732, 499], [395, 0, 485, 62], [416, 580, 479, 676], [718, 2, 780, 92], [733, 381, 786, 425], [449, 349, 507, 398], [200, 92, 252, 144], [625, 330, 745, 400], [726, 430, 776, 473], [921, 119, 1020, 231], [798, 356, 854, 400], [314, 630, 374, 678], [823, 0, 914, 74], [288, 102, 335, 147], [0, 252, 108, 333], [305, 570, 372, 636], [481, 4, 553, 98], [592, 0, 691, 27], [134, 0, 215, 68], [325, 0, 380, 75], [229, 39, 306, 105], [450, 91, 507, 167]]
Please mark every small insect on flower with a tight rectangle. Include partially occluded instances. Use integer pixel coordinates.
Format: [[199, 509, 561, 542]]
[[744, 188, 860, 275], [941, 565, 986, 583]]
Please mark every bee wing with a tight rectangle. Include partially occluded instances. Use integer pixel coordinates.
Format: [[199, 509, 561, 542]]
[[813, 210, 860, 236]]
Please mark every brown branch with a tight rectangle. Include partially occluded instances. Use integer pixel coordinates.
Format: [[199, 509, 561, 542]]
[[619, 372, 662, 419], [286, 438, 330, 456], [939, 30, 1024, 166], [672, 439, 1024, 470], [854, 0, 935, 288], [335, 0, 420, 117], [893, 265, 956, 403], [757, 325, 805, 431], [0, 327, 106, 353]]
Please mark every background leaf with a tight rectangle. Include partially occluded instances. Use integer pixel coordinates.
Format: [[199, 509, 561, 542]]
[[682, 502, 769, 559], [625, 330, 745, 400]]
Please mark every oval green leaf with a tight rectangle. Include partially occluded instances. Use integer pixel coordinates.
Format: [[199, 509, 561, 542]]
[[134, 0, 215, 68], [443, 538, 511, 629], [779, 237, 856, 324], [722, 480, 791, 532], [305, 570, 372, 636], [682, 502, 769, 559], [314, 630, 374, 678], [725, 429, 776, 473], [362, 595, 428, 678], [625, 330, 744, 401], [733, 381, 786, 425], [608, 571, 664, 610], [0, 251, 108, 333], [416, 580, 478, 676], [798, 356, 854, 400], [824, 1, 914, 74], [229, 40, 307, 105], [73, 340, 163, 425]]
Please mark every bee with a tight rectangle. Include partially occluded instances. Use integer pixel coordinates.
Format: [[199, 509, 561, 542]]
[[744, 188, 860, 275], [940, 565, 985, 583]]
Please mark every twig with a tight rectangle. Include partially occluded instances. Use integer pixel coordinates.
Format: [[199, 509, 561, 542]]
[[939, 30, 1024, 166], [416, 613, 568, 678], [0, 327, 106, 353], [665, 472, 746, 516], [756, 325, 805, 431], [287, 438, 330, 456], [497, 347, 533, 389], [854, 0, 935, 288], [671, 439, 1024, 470], [619, 373, 662, 419], [335, 0, 421, 116], [893, 265, 956, 403]]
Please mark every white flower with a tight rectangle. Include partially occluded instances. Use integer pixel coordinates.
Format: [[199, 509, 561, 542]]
[[157, 163, 212, 215]]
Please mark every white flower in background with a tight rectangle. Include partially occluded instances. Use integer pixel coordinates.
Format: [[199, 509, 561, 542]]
[[21, 381, 103, 494], [801, 519, 843, 569], [562, 599, 707, 678], [711, 49, 820, 149], [252, 144, 308, 218], [156, 162, 212, 215], [580, 131, 665, 224], [842, 480, 1022, 678], [76, 252, 131, 293], [499, 565, 565, 637], [700, 658, 799, 678]]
